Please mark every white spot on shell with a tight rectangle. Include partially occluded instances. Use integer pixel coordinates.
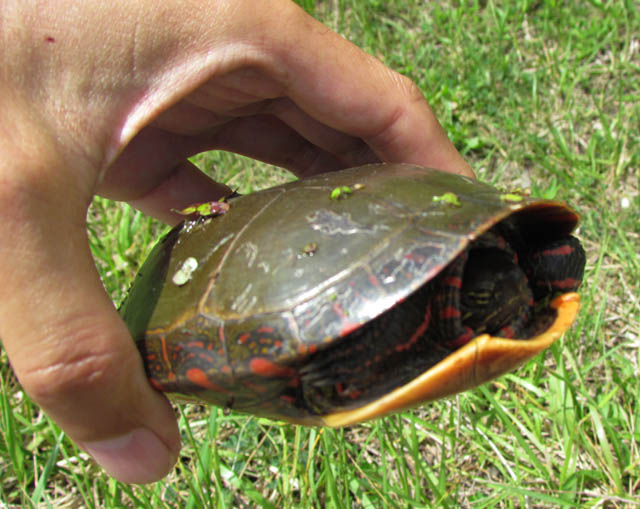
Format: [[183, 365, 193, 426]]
[[172, 257, 198, 286], [231, 283, 257, 313], [238, 241, 258, 268]]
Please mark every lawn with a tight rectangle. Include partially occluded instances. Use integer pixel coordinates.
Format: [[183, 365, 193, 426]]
[[1, 0, 638, 507]]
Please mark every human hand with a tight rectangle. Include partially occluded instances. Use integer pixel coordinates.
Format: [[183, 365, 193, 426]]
[[0, 0, 472, 483]]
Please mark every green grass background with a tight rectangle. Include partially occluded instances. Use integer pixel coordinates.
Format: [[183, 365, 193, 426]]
[[1, 0, 638, 507]]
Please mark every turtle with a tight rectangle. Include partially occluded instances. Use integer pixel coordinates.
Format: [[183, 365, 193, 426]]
[[120, 163, 585, 426]]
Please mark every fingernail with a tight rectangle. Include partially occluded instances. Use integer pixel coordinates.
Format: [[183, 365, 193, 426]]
[[80, 428, 177, 484]]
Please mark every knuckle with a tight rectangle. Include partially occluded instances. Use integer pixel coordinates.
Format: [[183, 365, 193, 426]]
[[395, 72, 425, 103], [22, 353, 109, 404], [16, 325, 136, 407], [378, 67, 425, 105]]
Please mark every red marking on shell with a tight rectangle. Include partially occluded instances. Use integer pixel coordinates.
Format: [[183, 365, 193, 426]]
[[369, 274, 380, 286], [186, 368, 228, 392], [340, 322, 360, 337], [332, 302, 346, 318], [167, 372, 177, 382], [441, 306, 461, 319], [150, 378, 165, 391], [499, 326, 516, 338], [547, 278, 582, 289], [443, 276, 462, 288], [346, 389, 362, 400], [332, 301, 360, 337], [542, 244, 575, 256], [160, 338, 171, 367], [395, 305, 431, 353], [257, 326, 274, 334], [280, 394, 296, 404], [335, 383, 362, 400], [446, 327, 474, 348], [197, 352, 216, 363], [249, 358, 295, 378], [222, 365, 231, 374], [238, 333, 250, 344]]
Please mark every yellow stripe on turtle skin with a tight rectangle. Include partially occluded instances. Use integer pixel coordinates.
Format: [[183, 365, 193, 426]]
[[321, 292, 580, 428]]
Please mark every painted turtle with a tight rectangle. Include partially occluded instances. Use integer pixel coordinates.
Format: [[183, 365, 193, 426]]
[[120, 164, 585, 426]]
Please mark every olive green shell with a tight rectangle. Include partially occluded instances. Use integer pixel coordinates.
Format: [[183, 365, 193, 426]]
[[120, 163, 579, 424]]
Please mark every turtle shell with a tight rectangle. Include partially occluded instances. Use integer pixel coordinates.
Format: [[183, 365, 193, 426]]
[[120, 163, 583, 426]]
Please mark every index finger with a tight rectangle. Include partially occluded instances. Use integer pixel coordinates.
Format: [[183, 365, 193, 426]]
[[268, 5, 474, 177]]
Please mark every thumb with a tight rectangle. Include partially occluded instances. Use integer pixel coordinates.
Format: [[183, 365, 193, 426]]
[[0, 170, 180, 485]]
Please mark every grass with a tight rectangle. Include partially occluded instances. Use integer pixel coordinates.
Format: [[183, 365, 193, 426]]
[[1, 0, 638, 506]]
